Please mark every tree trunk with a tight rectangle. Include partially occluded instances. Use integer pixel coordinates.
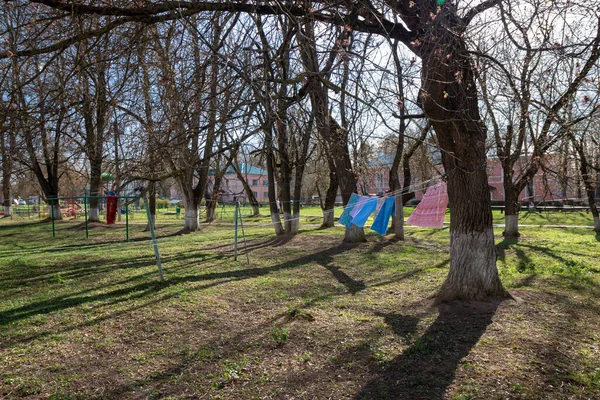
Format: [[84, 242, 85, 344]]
[[206, 199, 217, 222], [48, 202, 62, 221], [277, 119, 293, 234], [401, 123, 429, 206], [393, 194, 405, 240], [571, 136, 600, 232], [206, 161, 229, 223], [503, 181, 520, 239], [402, 159, 415, 206], [418, 16, 508, 302], [265, 125, 284, 235], [88, 157, 102, 223], [595, 155, 600, 201], [322, 209, 335, 228], [344, 224, 367, 243], [2, 187, 11, 217], [388, 40, 406, 240], [1, 128, 13, 217], [183, 195, 200, 231], [320, 150, 338, 229], [291, 161, 304, 235], [144, 182, 157, 231]]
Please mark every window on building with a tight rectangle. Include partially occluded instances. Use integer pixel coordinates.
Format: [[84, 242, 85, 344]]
[[376, 172, 384, 188], [253, 191, 258, 198], [263, 180, 268, 186], [252, 179, 258, 186], [264, 192, 269, 198]]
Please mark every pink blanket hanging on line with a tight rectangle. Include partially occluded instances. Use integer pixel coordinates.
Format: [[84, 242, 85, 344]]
[[406, 183, 448, 228]]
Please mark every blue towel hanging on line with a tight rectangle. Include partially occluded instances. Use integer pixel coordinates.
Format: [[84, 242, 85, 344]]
[[370, 196, 396, 235], [350, 197, 378, 228]]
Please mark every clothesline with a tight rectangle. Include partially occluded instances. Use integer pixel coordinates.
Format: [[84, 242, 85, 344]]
[[216, 176, 441, 208], [337, 182, 449, 234]]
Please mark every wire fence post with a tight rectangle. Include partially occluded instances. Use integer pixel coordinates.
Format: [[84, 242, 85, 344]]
[[144, 195, 164, 282], [234, 201, 239, 261], [238, 203, 250, 264]]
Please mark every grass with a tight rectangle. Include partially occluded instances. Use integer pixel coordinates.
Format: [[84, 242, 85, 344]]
[[0, 212, 599, 399]]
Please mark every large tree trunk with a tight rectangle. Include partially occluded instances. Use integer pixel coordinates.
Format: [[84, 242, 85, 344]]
[[417, 14, 508, 302], [48, 201, 62, 221], [183, 192, 200, 231]]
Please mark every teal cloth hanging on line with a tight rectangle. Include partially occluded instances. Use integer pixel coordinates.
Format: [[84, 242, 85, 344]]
[[350, 198, 378, 228], [338, 193, 359, 226]]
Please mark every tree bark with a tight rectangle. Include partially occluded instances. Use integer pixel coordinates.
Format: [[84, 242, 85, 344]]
[[1, 122, 14, 217], [415, 9, 508, 302], [571, 135, 600, 232], [265, 126, 284, 235], [183, 192, 200, 231], [503, 181, 520, 239], [88, 158, 102, 222], [144, 182, 157, 231], [388, 40, 406, 240], [321, 153, 338, 229], [393, 194, 405, 240], [205, 165, 227, 223]]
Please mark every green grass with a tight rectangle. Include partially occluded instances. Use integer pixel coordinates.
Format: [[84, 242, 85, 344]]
[[0, 215, 599, 399]]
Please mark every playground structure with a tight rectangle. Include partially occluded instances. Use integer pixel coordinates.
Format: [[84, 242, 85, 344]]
[[46, 195, 134, 241]]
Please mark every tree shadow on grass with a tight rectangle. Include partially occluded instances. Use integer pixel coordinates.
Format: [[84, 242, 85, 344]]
[[0, 242, 360, 329], [199, 234, 295, 254], [0, 250, 224, 291], [368, 236, 403, 254], [356, 300, 501, 400], [495, 237, 519, 264], [1, 277, 236, 349]]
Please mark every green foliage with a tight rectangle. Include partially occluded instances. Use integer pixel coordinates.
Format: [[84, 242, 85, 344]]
[[155, 198, 170, 209], [272, 326, 290, 346]]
